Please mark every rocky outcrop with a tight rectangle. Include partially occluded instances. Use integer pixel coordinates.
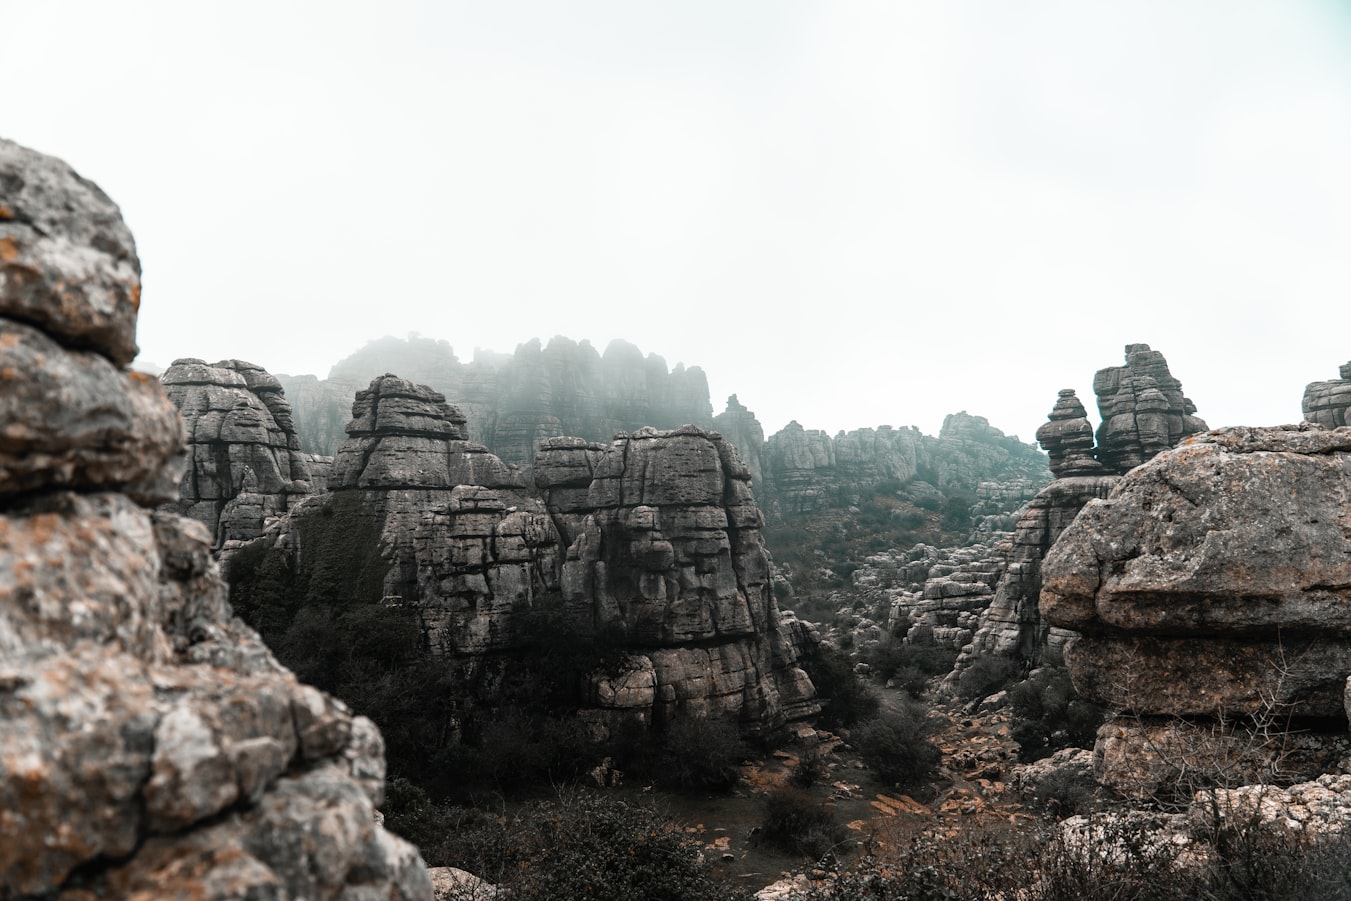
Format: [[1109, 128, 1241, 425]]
[[536, 426, 820, 728], [950, 345, 1207, 687], [232, 385, 817, 738], [1092, 343, 1207, 473], [162, 357, 317, 555], [713, 394, 766, 492], [1303, 362, 1351, 429], [1042, 424, 1351, 797], [759, 412, 1049, 521], [0, 138, 429, 899]]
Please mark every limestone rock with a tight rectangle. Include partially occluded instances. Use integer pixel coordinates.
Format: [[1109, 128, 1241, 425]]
[[1042, 424, 1351, 798], [0, 137, 429, 900], [1092, 343, 1207, 473], [541, 425, 820, 729], [0, 320, 184, 506], [162, 357, 317, 554], [1302, 361, 1351, 429], [713, 393, 766, 493], [279, 335, 715, 465], [0, 137, 141, 365], [1036, 390, 1105, 478]]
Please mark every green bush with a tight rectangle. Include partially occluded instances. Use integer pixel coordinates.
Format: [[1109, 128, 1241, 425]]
[[650, 717, 750, 792], [853, 702, 941, 788], [506, 792, 739, 901], [955, 653, 1021, 700], [756, 787, 851, 861], [864, 639, 958, 698], [1008, 666, 1105, 762], [802, 646, 880, 730]]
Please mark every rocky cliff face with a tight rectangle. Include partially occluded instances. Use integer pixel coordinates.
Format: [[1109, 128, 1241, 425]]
[[1042, 424, 1351, 798], [536, 426, 819, 729], [278, 335, 715, 468], [0, 138, 430, 899], [230, 378, 817, 740], [161, 357, 319, 556]]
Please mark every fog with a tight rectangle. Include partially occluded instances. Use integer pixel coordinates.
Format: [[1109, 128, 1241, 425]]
[[7, 1, 1351, 440]]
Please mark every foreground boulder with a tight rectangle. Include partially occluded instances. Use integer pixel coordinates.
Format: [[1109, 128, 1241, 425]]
[[1042, 424, 1351, 797], [0, 137, 430, 898]]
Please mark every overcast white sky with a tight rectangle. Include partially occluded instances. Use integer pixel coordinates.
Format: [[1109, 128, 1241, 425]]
[[7, 1, 1351, 441]]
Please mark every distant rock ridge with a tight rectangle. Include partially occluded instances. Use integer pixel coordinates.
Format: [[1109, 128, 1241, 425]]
[[755, 410, 1050, 521], [0, 137, 430, 899], [277, 334, 714, 468]]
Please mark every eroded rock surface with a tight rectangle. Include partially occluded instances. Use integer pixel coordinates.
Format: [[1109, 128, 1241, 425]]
[[233, 385, 817, 739], [951, 345, 1205, 686], [0, 138, 430, 900], [1042, 425, 1351, 797], [162, 357, 318, 554]]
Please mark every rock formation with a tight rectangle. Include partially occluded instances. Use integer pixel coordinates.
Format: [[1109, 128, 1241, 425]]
[[161, 357, 319, 555], [952, 345, 1207, 685], [230, 380, 818, 740], [0, 137, 430, 899], [1092, 343, 1207, 473], [536, 426, 820, 729], [1303, 362, 1351, 428], [1041, 424, 1351, 797]]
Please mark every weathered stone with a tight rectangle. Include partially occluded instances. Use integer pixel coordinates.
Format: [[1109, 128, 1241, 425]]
[[1043, 428, 1351, 645], [1092, 343, 1207, 473], [161, 357, 316, 553], [1036, 389, 1106, 478], [1303, 362, 1351, 429], [0, 138, 429, 900], [0, 137, 141, 365], [0, 320, 184, 505]]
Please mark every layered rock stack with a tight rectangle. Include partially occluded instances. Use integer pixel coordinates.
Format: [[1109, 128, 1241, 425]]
[[161, 357, 320, 555], [1041, 425, 1351, 798], [536, 426, 820, 730], [952, 345, 1206, 684], [232, 389, 817, 736], [1092, 343, 1207, 472], [0, 138, 429, 898], [712, 394, 767, 493], [1303, 362, 1351, 428]]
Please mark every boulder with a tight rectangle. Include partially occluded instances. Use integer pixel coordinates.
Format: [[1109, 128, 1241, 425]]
[[0, 137, 430, 899], [1042, 424, 1351, 797]]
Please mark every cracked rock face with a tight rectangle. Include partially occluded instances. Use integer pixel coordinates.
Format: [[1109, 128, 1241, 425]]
[[235, 396, 818, 736], [1041, 425, 1351, 797], [162, 357, 318, 556], [0, 138, 430, 900], [539, 426, 820, 728]]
